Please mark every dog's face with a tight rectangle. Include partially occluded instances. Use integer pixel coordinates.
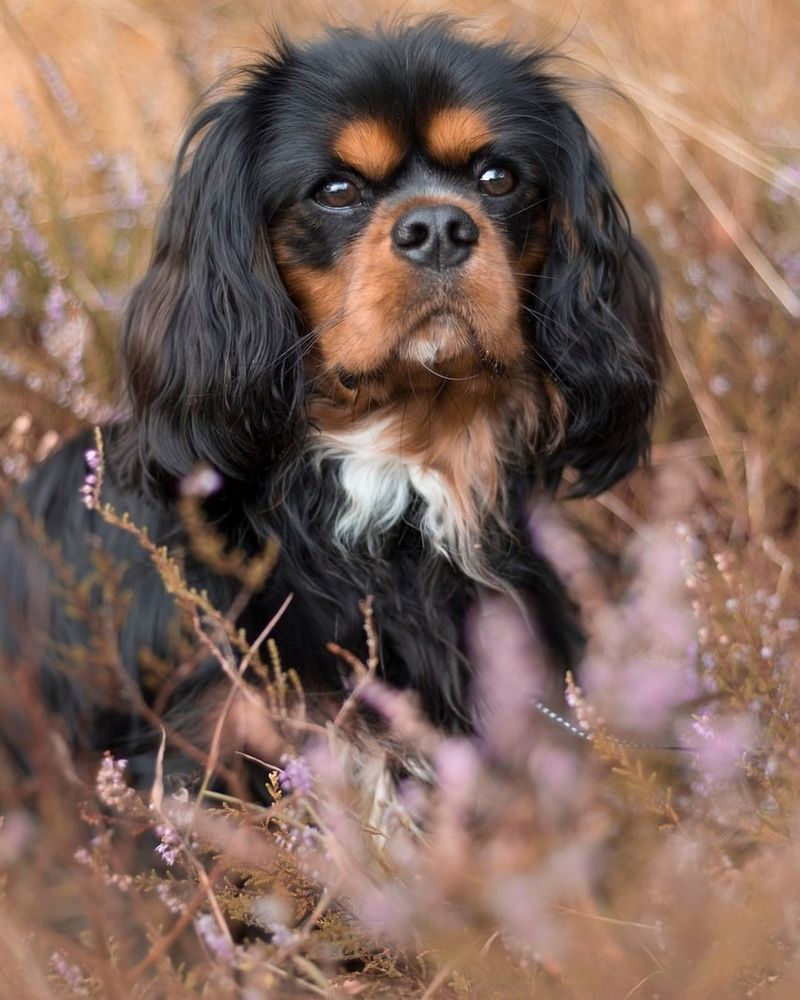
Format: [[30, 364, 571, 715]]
[[121, 23, 663, 499], [266, 40, 554, 399]]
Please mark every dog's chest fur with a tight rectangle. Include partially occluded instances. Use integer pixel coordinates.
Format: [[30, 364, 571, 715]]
[[314, 417, 461, 552], [312, 412, 503, 578]]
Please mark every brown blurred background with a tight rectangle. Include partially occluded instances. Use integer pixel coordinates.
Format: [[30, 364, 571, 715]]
[[1, 0, 799, 530], [2, 7, 800, 997]]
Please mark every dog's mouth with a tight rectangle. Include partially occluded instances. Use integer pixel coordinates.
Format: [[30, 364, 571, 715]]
[[335, 309, 508, 391], [401, 308, 473, 365]]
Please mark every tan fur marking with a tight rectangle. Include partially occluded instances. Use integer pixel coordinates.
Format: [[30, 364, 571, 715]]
[[425, 107, 493, 167], [514, 220, 550, 289], [310, 375, 553, 548], [333, 118, 405, 181], [274, 194, 530, 403], [306, 195, 525, 382], [273, 189, 565, 505]]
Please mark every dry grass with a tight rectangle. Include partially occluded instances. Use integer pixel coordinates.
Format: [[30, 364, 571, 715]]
[[1, 1, 799, 997]]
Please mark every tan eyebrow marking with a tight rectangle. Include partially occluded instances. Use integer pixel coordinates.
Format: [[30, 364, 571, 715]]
[[425, 107, 494, 167], [332, 118, 405, 181]]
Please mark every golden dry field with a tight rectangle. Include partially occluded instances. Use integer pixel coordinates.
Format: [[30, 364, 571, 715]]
[[1, 1, 799, 997]]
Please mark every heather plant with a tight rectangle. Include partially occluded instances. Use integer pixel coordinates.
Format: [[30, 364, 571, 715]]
[[1, 1, 800, 998]]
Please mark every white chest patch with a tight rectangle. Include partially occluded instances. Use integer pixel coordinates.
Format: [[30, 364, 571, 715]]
[[312, 418, 464, 557]]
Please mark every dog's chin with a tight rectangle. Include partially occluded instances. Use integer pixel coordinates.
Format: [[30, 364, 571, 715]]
[[336, 352, 508, 404], [401, 311, 475, 368], [332, 314, 508, 395], [394, 311, 507, 380]]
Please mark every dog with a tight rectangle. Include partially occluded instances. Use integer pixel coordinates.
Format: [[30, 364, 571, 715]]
[[0, 20, 664, 789]]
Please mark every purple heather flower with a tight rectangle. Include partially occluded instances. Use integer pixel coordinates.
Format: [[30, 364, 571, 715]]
[[87, 150, 107, 171], [80, 449, 101, 510], [279, 754, 313, 796], [0, 810, 33, 868], [180, 465, 223, 498], [689, 713, 757, 787], [252, 896, 295, 946], [154, 823, 182, 867], [50, 951, 88, 996], [106, 153, 148, 216], [709, 374, 731, 396], [195, 913, 235, 964], [579, 524, 701, 738], [768, 162, 800, 204], [157, 882, 186, 915], [43, 283, 69, 327], [0, 269, 21, 318], [434, 738, 480, 817], [37, 55, 80, 122], [467, 594, 550, 760], [95, 753, 134, 809]]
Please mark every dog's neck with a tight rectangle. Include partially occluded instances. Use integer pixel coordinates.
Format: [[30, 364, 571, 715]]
[[308, 380, 543, 572]]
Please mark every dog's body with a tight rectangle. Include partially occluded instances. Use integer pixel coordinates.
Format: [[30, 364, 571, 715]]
[[0, 21, 663, 785]]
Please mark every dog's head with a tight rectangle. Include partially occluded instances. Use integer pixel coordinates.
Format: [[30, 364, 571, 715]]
[[122, 20, 663, 499]]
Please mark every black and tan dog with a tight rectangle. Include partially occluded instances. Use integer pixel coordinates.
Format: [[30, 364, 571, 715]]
[[0, 20, 664, 785]]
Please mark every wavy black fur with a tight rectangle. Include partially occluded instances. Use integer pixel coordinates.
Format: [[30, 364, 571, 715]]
[[0, 20, 664, 786]]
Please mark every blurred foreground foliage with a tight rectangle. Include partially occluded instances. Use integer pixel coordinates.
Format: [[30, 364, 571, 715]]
[[1, 1, 799, 997]]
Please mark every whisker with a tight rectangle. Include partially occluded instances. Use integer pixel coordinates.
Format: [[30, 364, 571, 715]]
[[500, 197, 549, 222], [417, 360, 482, 382]]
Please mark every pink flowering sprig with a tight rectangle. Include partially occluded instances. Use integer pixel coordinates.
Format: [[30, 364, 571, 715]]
[[78, 427, 254, 670], [194, 912, 236, 965], [73, 830, 134, 893], [564, 672, 605, 739], [80, 426, 104, 511], [154, 821, 183, 867], [95, 752, 136, 810], [156, 881, 187, 915], [279, 754, 314, 797], [50, 950, 89, 996], [150, 787, 196, 869], [565, 673, 681, 826]]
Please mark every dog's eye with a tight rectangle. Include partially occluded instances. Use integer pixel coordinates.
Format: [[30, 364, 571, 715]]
[[314, 177, 362, 209], [478, 166, 516, 197]]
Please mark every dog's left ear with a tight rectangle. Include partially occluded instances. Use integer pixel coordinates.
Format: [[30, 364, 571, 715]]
[[533, 107, 665, 496], [121, 64, 304, 496]]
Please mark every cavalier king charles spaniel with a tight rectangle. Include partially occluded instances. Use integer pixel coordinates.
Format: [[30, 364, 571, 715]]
[[0, 20, 664, 786]]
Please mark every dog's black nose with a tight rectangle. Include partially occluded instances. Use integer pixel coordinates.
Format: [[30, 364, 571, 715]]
[[391, 204, 478, 269]]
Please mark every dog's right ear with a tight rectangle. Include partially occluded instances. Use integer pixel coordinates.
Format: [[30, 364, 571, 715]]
[[526, 101, 665, 497], [121, 67, 304, 496]]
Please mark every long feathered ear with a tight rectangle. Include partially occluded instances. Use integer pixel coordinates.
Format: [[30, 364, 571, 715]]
[[121, 76, 303, 495], [533, 109, 664, 497]]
